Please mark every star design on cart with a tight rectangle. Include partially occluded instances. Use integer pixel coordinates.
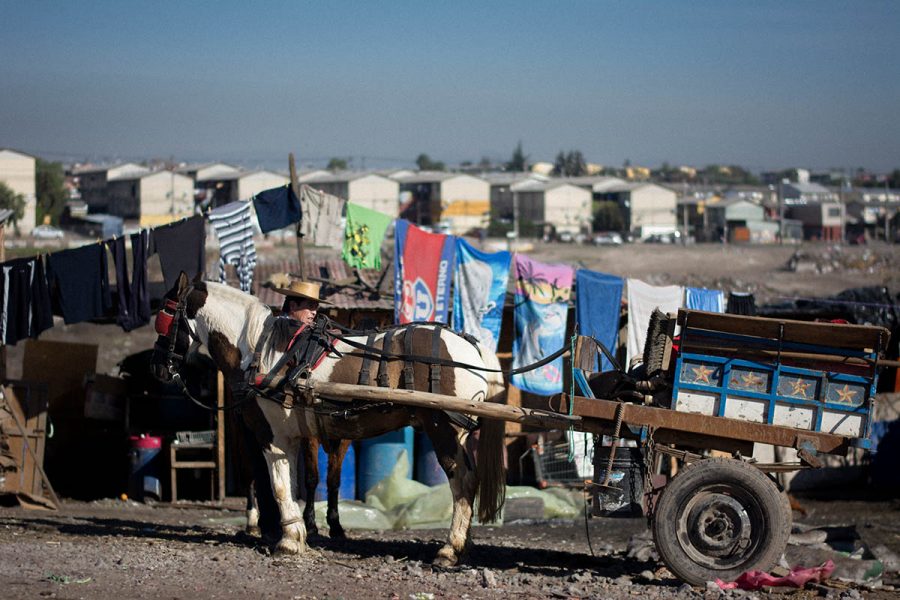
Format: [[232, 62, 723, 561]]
[[739, 372, 765, 389], [833, 384, 858, 404], [789, 379, 812, 399], [690, 365, 715, 384]]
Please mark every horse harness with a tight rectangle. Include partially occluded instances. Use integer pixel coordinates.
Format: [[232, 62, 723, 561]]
[[245, 317, 480, 431]]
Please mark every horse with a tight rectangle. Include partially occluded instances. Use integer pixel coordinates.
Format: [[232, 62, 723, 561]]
[[150, 273, 507, 566]]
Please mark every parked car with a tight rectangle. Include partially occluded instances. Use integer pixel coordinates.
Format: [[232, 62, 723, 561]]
[[592, 231, 624, 246], [557, 231, 575, 243], [31, 224, 65, 240]]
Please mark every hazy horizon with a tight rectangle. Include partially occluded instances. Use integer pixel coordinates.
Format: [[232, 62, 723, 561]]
[[2, 1, 899, 173]]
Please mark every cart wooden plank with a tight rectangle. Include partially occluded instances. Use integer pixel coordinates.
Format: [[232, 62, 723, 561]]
[[678, 309, 890, 352], [553, 394, 853, 456], [309, 381, 580, 430]]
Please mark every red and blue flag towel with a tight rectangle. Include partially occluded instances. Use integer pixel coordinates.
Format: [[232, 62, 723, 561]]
[[393, 220, 456, 324]]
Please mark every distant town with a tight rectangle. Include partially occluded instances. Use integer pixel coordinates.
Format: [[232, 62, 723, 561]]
[[1, 147, 898, 246]]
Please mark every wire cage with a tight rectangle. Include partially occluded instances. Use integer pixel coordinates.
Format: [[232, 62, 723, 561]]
[[526, 434, 593, 489], [174, 430, 215, 445]]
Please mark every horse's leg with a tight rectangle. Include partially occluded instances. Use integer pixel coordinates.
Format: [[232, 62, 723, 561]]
[[324, 439, 350, 539], [421, 410, 476, 567], [262, 433, 307, 555], [301, 437, 320, 538], [246, 480, 260, 535]]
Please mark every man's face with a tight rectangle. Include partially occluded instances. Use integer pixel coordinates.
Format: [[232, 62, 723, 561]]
[[289, 298, 319, 325]]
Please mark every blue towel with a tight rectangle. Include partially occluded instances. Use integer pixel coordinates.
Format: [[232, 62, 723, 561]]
[[686, 287, 725, 313], [575, 269, 623, 372], [451, 238, 511, 352]]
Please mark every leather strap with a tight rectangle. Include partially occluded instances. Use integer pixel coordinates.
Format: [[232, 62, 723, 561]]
[[402, 325, 416, 390], [358, 332, 377, 386], [429, 325, 442, 395], [376, 329, 395, 387]]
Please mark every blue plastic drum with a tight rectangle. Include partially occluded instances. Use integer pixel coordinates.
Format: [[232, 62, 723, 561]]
[[414, 431, 449, 486]]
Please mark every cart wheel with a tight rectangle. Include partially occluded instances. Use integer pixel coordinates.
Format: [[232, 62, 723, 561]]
[[651, 457, 791, 586]]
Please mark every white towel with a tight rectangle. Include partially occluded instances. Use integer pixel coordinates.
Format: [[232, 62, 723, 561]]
[[626, 279, 684, 366]]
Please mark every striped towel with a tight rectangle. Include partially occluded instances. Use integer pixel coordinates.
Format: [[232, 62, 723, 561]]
[[208, 200, 257, 292]]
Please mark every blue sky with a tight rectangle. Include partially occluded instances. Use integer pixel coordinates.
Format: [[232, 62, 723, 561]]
[[2, 1, 899, 172]]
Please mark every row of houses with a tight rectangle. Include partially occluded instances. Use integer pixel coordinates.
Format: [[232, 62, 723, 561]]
[[2, 147, 897, 242]]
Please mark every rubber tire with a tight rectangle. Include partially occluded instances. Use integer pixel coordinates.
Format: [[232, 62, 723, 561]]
[[652, 457, 792, 585]]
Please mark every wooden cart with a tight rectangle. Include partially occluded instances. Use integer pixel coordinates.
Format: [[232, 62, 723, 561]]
[[304, 310, 891, 585]]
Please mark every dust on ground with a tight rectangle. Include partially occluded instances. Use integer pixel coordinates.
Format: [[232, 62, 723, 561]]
[[1, 497, 898, 599]]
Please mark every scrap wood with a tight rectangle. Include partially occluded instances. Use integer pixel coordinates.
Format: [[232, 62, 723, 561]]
[[0, 388, 59, 509]]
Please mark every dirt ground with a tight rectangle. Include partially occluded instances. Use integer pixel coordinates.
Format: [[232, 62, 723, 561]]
[[1, 496, 898, 599]]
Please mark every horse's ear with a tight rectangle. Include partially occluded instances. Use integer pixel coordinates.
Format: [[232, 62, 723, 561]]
[[192, 271, 204, 284], [176, 271, 190, 294]]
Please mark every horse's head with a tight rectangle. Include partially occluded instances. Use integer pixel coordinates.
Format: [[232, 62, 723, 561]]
[[150, 272, 208, 382]]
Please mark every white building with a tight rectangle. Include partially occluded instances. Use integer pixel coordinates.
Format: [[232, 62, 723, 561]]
[[75, 162, 151, 214], [304, 171, 399, 217], [493, 179, 592, 236], [106, 170, 194, 227], [0, 148, 37, 233], [202, 170, 290, 207], [596, 182, 677, 239], [389, 171, 489, 233]]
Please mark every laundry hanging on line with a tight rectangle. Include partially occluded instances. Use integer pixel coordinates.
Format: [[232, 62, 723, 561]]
[[46, 243, 111, 325], [511, 255, 573, 395], [626, 278, 684, 366], [149, 216, 206, 291], [0, 256, 53, 345], [575, 269, 624, 373], [451, 238, 510, 352], [686, 287, 725, 313], [300, 185, 346, 249], [394, 219, 456, 324], [208, 200, 257, 292], [252, 184, 302, 234], [108, 230, 151, 332], [343, 202, 393, 270]]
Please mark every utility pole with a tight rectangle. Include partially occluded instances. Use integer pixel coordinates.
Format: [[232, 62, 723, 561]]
[[778, 181, 785, 245], [288, 153, 305, 280]]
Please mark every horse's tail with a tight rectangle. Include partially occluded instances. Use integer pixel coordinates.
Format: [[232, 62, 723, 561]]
[[475, 343, 507, 524]]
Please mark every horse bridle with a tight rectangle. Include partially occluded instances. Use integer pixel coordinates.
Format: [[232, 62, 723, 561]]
[[155, 285, 206, 401]]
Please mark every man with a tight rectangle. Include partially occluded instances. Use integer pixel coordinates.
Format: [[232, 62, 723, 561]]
[[271, 279, 331, 325]]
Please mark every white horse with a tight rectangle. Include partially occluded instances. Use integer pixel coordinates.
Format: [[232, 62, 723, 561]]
[[151, 273, 507, 566]]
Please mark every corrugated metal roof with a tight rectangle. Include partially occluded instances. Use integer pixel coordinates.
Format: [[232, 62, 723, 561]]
[[224, 256, 394, 311]]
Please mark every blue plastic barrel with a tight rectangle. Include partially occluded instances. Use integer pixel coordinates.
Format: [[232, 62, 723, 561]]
[[414, 431, 449, 486], [128, 435, 162, 501], [314, 443, 356, 502], [357, 426, 414, 499]]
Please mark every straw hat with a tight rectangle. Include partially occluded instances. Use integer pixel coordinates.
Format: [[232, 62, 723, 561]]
[[271, 278, 332, 305]]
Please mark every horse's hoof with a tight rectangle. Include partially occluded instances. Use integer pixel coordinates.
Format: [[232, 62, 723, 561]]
[[275, 538, 306, 555], [245, 525, 261, 537], [329, 527, 347, 540], [433, 550, 458, 569]]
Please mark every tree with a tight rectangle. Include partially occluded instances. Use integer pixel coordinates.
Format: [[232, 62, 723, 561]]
[[326, 157, 348, 171], [415, 153, 445, 171], [888, 169, 900, 189], [593, 200, 625, 231], [0, 182, 26, 234], [552, 150, 587, 177], [505, 141, 528, 172], [36, 158, 67, 225]]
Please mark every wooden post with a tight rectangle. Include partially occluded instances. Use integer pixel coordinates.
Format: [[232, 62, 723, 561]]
[[216, 370, 226, 503], [288, 153, 305, 280]]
